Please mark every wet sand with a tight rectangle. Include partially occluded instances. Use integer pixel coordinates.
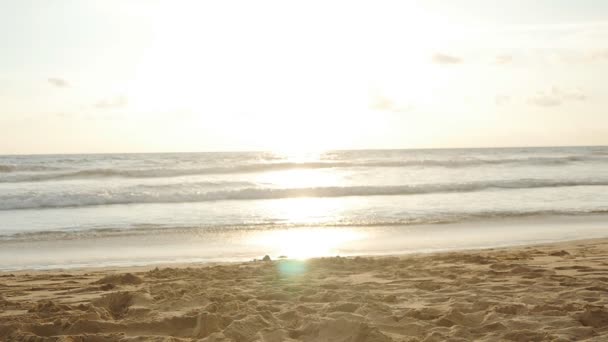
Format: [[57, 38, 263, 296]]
[[2, 238, 608, 341]]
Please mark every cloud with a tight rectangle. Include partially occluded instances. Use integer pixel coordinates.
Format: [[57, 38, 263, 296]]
[[94, 95, 128, 109], [370, 94, 413, 113], [591, 49, 608, 60], [432, 53, 463, 65], [528, 87, 587, 107], [48, 78, 69, 88], [495, 95, 511, 106], [528, 95, 561, 107], [495, 55, 513, 65]]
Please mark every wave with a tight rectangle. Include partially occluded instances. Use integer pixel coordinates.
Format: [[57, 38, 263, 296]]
[[2, 178, 608, 210], [0, 163, 345, 182], [2, 208, 608, 242], [1, 155, 606, 182], [136, 180, 255, 190], [0, 164, 63, 173]]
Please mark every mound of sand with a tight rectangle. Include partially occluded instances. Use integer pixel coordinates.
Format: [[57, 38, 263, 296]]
[[2, 239, 608, 341], [92, 273, 143, 286]]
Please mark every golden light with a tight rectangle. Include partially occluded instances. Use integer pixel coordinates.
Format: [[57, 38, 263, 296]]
[[249, 149, 358, 259], [255, 169, 341, 190], [261, 197, 343, 225], [248, 228, 366, 260]]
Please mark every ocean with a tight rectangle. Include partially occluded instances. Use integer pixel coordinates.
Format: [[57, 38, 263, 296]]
[[1, 146, 607, 270]]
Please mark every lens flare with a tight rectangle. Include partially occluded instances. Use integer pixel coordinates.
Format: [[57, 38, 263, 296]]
[[277, 259, 308, 276]]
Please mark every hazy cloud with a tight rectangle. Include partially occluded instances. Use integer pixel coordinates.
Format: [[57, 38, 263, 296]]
[[591, 49, 608, 60], [495, 95, 511, 106], [370, 94, 413, 113], [48, 78, 69, 88], [528, 87, 587, 107], [54, 112, 75, 118], [94, 95, 128, 109], [432, 53, 463, 65], [495, 55, 513, 65], [528, 95, 562, 107], [540, 48, 608, 64]]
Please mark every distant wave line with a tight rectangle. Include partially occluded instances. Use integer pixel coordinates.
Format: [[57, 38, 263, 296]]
[[2, 209, 607, 242], [1, 156, 606, 182], [2, 178, 608, 210], [0, 164, 63, 173]]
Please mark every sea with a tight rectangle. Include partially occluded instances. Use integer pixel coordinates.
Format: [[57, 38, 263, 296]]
[[1, 146, 607, 270]]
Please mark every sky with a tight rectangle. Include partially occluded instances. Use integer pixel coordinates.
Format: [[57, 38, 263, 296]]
[[1, 0, 607, 154]]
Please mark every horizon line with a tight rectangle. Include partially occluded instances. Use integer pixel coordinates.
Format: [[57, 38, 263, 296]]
[[1, 144, 606, 157]]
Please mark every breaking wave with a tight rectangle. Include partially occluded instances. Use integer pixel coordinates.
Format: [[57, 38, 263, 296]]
[[2, 208, 608, 242], [2, 178, 607, 210], [0, 164, 62, 173], [0, 155, 605, 182]]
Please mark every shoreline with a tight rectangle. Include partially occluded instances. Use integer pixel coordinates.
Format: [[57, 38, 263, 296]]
[[2, 237, 608, 340], [3, 213, 608, 272], [2, 235, 607, 275]]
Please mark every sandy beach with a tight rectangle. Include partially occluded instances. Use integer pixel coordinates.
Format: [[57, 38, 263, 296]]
[[2, 239, 608, 341], [3, 0, 608, 340]]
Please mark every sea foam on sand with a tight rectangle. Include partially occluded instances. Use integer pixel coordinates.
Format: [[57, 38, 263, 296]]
[[2, 239, 608, 341]]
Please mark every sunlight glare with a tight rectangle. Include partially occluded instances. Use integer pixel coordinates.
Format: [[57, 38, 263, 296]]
[[256, 197, 345, 225], [255, 169, 341, 189], [248, 228, 365, 259]]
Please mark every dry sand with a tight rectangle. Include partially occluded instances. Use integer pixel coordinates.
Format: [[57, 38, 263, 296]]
[[2, 239, 608, 341]]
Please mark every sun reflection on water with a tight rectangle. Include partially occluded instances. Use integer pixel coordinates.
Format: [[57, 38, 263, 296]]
[[249, 150, 364, 273], [256, 197, 345, 224], [255, 168, 342, 189], [249, 228, 365, 260]]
